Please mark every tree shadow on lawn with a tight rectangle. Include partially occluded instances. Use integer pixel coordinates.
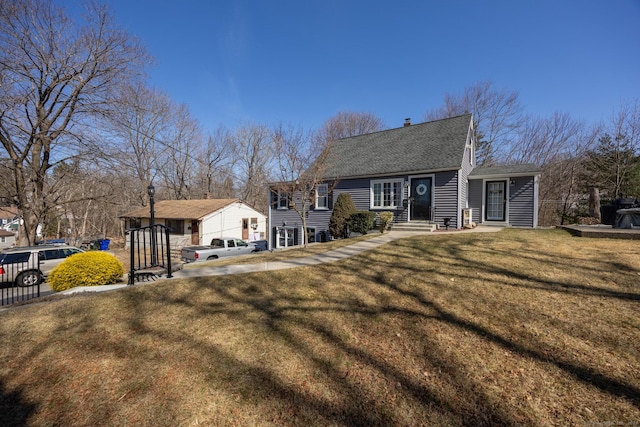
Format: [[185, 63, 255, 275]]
[[379, 237, 640, 408], [130, 231, 638, 425], [176, 274, 523, 426], [393, 233, 640, 302], [7, 230, 637, 426], [0, 380, 36, 427]]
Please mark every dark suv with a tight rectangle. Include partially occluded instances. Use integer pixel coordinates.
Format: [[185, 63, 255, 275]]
[[0, 245, 84, 287]]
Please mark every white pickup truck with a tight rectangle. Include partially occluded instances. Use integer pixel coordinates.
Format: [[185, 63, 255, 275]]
[[180, 237, 259, 263]]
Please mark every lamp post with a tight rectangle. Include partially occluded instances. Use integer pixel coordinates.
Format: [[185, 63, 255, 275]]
[[147, 184, 156, 265]]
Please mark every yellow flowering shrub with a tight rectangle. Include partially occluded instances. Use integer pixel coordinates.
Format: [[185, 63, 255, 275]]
[[379, 211, 394, 233], [48, 251, 124, 292]]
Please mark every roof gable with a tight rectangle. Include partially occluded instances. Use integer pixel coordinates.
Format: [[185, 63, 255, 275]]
[[320, 114, 472, 179], [120, 199, 241, 220]]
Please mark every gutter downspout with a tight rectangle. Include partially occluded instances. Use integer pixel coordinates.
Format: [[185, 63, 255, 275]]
[[267, 190, 272, 251], [533, 174, 540, 228]]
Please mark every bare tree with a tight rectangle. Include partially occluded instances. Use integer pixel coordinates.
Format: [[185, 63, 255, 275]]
[[314, 111, 385, 144], [269, 112, 383, 246], [0, 0, 148, 244], [505, 112, 583, 165], [425, 81, 524, 165], [537, 125, 598, 225], [229, 122, 273, 211], [157, 104, 201, 200], [583, 100, 640, 200], [49, 161, 103, 242], [195, 128, 234, 198], [272, 123, 332, 247], [104, 82, 174, 206]]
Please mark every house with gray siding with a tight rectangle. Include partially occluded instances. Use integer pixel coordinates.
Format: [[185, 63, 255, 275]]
[[268, 114, 540, 249]]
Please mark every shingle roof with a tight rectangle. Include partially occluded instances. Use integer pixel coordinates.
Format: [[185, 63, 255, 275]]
[[120, 199, 239, 219], [319, 114, 472, 179], [469, 164, 541, 178], [0, 206, 18, 220]]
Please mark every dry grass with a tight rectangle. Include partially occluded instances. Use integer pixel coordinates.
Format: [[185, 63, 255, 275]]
[[182, 233, 379, 268], [0, 228, 638, 426]]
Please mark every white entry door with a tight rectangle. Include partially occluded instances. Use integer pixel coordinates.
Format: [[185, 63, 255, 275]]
[[486, 181, 506, 221]]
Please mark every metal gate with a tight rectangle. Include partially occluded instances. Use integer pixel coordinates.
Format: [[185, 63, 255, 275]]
[[127, 224, 173, 285]]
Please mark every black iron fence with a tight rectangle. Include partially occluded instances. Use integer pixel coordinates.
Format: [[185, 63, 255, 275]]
[[1, 255, 41, 306], [127, 224, 173, 285]]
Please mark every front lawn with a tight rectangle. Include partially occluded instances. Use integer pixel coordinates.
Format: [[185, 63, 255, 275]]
[[0, 229, 638, 426]]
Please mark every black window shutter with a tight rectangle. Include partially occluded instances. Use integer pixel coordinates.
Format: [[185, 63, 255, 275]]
[[293, 228, 299, 245], [328, 190, 334, 210]]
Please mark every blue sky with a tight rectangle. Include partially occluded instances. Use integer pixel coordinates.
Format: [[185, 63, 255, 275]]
[[97, 0, 640, 133]]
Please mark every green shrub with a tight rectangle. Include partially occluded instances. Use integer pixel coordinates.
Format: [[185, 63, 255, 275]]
[[48, 251, 124, 292], [329, 192, 356, 239], [348, 211, 377, 235], [379, 211, 394, 233]]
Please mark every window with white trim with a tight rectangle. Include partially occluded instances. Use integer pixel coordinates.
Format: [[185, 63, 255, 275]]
[[371, 179, 403, 209], [277, 191, 289, 209], [315, 183, 328, 209]]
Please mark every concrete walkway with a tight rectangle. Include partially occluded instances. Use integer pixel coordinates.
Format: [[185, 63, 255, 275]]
[[59, 226, 502, 295], [172, 230, 411, 278], [170, 226, 502, 279]]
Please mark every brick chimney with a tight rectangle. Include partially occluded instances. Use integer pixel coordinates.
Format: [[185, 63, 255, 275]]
[[404, 118, 411, 127]]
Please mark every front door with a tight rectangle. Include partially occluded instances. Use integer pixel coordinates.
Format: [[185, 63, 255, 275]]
[[191, 221, 199, 245], [242, 218, 249, 240], [486, 181, 506, 221], [410, 177, 432, 221]]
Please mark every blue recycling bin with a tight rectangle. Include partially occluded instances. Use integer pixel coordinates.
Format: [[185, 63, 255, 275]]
[[99, 239, 110, 250]]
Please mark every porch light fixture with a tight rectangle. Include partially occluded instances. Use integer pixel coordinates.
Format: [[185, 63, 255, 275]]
[[510, 180, 516, 186], [147, 184, 155, 226]]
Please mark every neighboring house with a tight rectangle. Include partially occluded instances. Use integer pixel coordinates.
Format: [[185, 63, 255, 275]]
[[269, 114, 540, 249], [0, 229, 17, 249], [0, 206, 19, 246], [120, 199, 266, 248], [0, 206, 19, 231]]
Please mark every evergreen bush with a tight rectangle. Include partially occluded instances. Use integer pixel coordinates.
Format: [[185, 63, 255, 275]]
[[348, 211, 377, 235], [379, 211, 394, 233], [329, 192, 356, 238], [48, 251, 124, 292]]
